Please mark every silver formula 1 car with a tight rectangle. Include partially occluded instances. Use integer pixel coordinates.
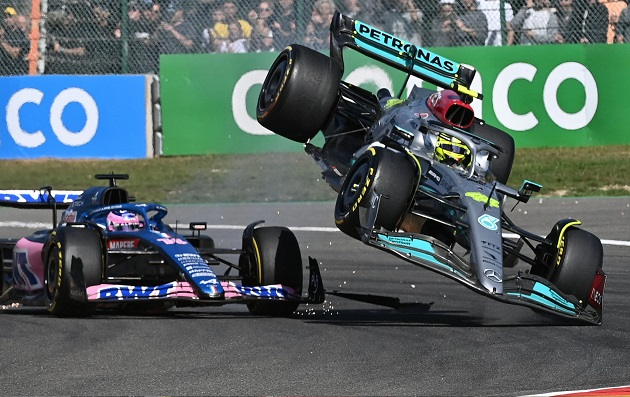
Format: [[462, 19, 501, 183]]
[[256, 11, 605, 324], [0, 174, 323, 317]]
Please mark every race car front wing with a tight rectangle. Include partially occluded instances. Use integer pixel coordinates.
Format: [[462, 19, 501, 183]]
[[368, 230, 604, 325]]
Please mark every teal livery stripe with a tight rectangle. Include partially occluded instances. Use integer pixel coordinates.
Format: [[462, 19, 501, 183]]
[[507, 282, 578, 315], [376, 233, 467, 278]]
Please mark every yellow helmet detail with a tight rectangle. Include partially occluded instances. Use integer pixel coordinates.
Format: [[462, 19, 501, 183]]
[[434, 133, 471, 168]]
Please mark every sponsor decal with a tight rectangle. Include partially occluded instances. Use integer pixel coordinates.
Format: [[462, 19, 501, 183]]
[[556, 235, 565, 267], [387, 236, 413, 246], [355, 23, 455, 73], [484, 269, 502, 283], [427, 168, 442, 184], [108, 239, 139, 249], [589, 270, 605, 310], [465, 192, 499, 208], [0, 190, 80, 204], [350, 167, 374, 212], [481, 240, 502, 254], [157, 237, 188, 245], [97, 284, 173, 300], [478, 214, 499, 231], [482, 249, 501, 269]]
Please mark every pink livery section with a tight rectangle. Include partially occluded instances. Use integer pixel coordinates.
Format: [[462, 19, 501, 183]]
[[11, 238, 45, 292], [86, 281, 300, 302]]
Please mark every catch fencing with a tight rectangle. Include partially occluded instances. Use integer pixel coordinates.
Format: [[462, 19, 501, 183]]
[[0, 0, 626, 75]]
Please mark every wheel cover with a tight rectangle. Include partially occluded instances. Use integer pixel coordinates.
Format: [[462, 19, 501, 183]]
[[338, 162, 371, 214], [259, 55, 288, 112], [45, 253, 59, 304]]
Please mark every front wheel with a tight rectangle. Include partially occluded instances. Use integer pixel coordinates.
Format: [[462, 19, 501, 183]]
[[44, 227, 103, 317], [334, 147, 416, 239], [550, 227, 603, 307], [242, 227, 303, 316], [257, 44, 342, 143]]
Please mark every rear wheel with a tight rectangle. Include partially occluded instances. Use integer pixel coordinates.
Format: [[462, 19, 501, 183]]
[[468, 121, 514, 184], [242, 227, 303, 316], [44, 227, 103, 317], [257, 44, 342, 143], [551, 227, 603, 306], [334, 147, 416, 239]]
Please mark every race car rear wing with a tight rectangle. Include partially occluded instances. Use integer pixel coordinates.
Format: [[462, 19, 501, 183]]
[[0, 188, 81, 210], [329, 11, 482, 101]]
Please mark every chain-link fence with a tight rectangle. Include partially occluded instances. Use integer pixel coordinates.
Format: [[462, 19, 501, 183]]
[[0, 0, 626, 75]]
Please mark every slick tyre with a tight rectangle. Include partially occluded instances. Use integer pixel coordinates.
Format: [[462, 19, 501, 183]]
[[243, 227, 303, 316], [551, 227, 603, 306], [334, 147, 416, 239], [44, 227, 103, 317], [257, 44, 342, 142], [468, 120, 515, 184]]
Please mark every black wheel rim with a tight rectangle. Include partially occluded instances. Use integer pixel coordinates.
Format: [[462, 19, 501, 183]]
[[339, 162, 370, 213], [259, 55, 288, 110], [45, 253, 58, 302]]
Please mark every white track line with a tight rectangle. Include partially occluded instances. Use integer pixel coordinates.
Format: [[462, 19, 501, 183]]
[[2, 222, 629, 247]]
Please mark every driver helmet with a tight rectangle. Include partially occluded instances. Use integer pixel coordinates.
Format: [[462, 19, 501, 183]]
[[434, 133, 472, 168], [107, 210, 143, 231]]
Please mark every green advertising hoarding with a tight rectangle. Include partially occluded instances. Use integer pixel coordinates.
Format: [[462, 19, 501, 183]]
[[160, 44, 630, 155]]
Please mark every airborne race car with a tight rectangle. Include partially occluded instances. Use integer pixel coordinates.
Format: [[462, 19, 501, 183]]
[[257, 11, 606, 324], [0, 174, 323, 317]]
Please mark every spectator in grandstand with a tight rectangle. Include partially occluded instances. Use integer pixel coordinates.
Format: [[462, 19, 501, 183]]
[[270, 0, 297, 49], [565, 0, 608, 43], [420, 1, 443, 47], [340, 0, 371, 20], [218, 21, 248, 53], [202, 6, 228, 52], [156, 3, 198, 54], [308, 0, 335, 50], [452, 0, 488, 46], [121, 0, 160, 73], [510, 0, 559, 44], [603, 0, 626, 43], [250, 17, 275, 52], [553, 0, 575, 43], [223, 1, 252, 39], [303, 21, 320, 48], [427, 0, 456, 47], [0, 6, 28, 74], [45, 4, 89, 74], [478, 0, 515, 46], [614, 0, 630, 42], [255, 1, 276, 34], [90, 2, 120, 73], [378, 0, 423, 44]]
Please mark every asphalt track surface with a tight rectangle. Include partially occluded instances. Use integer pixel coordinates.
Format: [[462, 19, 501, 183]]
[[1, 197, 630, 396]]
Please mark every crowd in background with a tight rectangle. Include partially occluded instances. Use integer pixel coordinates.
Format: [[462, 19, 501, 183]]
[[0, 0, 628, 75]]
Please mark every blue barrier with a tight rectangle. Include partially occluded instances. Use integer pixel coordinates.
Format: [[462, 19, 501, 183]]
[[0, 75, 149, 159]]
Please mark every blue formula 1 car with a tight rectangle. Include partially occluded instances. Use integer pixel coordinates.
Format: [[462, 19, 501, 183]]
[[257, 11, 606, 324], [0, 174, 324, 317]]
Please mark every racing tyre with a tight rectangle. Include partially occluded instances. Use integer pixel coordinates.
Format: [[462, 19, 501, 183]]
[[257, 44, 343, 143], [468, 121, 514, 184], [334, 147, 416, 239], [44, 227, 103, 317], [243, 227, 303, 316], [551, 227, 603, 306]]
